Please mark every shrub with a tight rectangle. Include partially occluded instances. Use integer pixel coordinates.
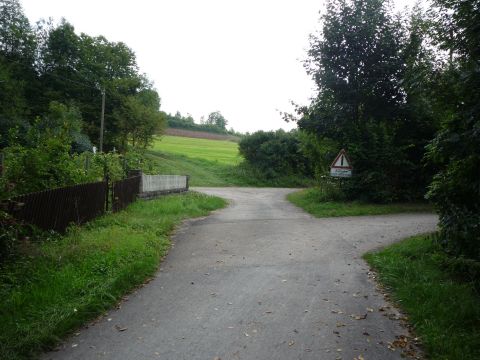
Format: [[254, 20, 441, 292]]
[[239, 130, 312, 178]]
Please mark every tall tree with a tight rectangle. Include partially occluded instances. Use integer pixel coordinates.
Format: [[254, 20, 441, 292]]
[[426, 0, 480, 259], [206, 111, 228, 130], [0, 0, 37, 143], [114, 87, 165, 150], [298, 0, 436, 201]]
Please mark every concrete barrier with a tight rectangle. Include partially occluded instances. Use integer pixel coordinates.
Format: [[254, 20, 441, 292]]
[[138, 174, 189, 199]]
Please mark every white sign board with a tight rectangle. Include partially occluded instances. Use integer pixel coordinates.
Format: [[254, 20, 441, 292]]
[[330, 149, 352, 178]]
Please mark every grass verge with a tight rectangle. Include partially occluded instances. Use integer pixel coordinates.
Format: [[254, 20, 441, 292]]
[[364, 235, 480, 359], [0, 191, 226, 360], [287, 188, 433, 217]]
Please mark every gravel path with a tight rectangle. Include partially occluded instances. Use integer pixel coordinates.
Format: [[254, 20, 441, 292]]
[[43, 187, 437, 360]]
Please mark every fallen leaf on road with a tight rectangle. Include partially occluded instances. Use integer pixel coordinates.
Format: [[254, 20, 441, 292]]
[[350, 314, 368, 320], [115, 325, 127, 332], [392, 335, 409, 349], [336, 322, 346, 327], [367, 307, 374, 312], [288, 340, 295, 347]]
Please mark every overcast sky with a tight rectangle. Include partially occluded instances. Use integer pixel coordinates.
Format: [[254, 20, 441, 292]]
[[21, 0, 417, 133]]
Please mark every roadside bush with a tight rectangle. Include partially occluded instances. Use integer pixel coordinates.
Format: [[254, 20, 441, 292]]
[[298, 132, 338, 179], [0, 211, 20, 262], [2, 132, 89, 198], [0, 211, 47, 263], [312, 177, 348, 202], [426, 153, 480, 260], [239, 130, 312, 178]]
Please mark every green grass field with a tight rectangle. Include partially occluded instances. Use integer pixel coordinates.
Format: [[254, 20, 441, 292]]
[[152, 135, 241, 165], [148, 135, 312, 188]]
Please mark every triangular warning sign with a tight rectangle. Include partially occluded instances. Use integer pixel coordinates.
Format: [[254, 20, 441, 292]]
[[330, 149, 352, 169]]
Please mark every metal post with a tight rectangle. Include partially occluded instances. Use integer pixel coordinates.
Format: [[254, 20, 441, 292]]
[[99, 88, 106, 152]]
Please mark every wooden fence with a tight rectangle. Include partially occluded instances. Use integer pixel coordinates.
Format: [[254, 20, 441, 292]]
[[112, 176, 141, 213], [3, 171, 189, 233], [5, 181, 107, 232]]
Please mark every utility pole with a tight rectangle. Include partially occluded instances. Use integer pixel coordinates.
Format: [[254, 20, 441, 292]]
[[99, 88, 106, 152]]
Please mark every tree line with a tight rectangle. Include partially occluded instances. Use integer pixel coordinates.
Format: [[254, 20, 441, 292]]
[[0, 0, 165, 197], [241, 0, 479, 260], [166, 111, 241, 136]]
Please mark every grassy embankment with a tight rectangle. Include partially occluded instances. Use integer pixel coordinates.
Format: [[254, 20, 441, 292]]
[[0, 192, 226, 360], [149, 135, 313, 187], [287, 187, 433, 217], [365, 235, 480, 359]]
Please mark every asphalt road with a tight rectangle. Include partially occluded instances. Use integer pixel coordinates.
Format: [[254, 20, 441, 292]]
[[43, 187, 437, 360]]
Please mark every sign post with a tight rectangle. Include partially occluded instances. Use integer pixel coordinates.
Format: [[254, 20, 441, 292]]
[[330, 149, 353, 178]]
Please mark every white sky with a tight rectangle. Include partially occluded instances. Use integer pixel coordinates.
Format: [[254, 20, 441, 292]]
[[21, 0, 417, 133]]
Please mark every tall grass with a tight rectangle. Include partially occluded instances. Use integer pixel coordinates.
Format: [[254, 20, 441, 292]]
[[364, 235, 480, 359], [0, 192, 226, 360]]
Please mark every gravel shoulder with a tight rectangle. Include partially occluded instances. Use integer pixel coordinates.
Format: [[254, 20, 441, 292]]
[[43, 187, 437, 360]]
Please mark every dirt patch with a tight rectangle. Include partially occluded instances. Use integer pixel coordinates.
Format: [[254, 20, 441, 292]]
[[165, 128, 240, 142]]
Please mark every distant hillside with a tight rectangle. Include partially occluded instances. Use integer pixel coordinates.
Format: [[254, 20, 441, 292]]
[[147, 138, 313, 188], [165, 128, 240, 142], [164, 111, 242, 138]]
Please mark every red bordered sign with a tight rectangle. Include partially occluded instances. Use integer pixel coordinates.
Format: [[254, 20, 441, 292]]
[[330, 149, 352, 177]]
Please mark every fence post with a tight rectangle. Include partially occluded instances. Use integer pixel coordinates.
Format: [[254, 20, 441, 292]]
[[84, 153, 90, 172], [105, 175, 110, 211]]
